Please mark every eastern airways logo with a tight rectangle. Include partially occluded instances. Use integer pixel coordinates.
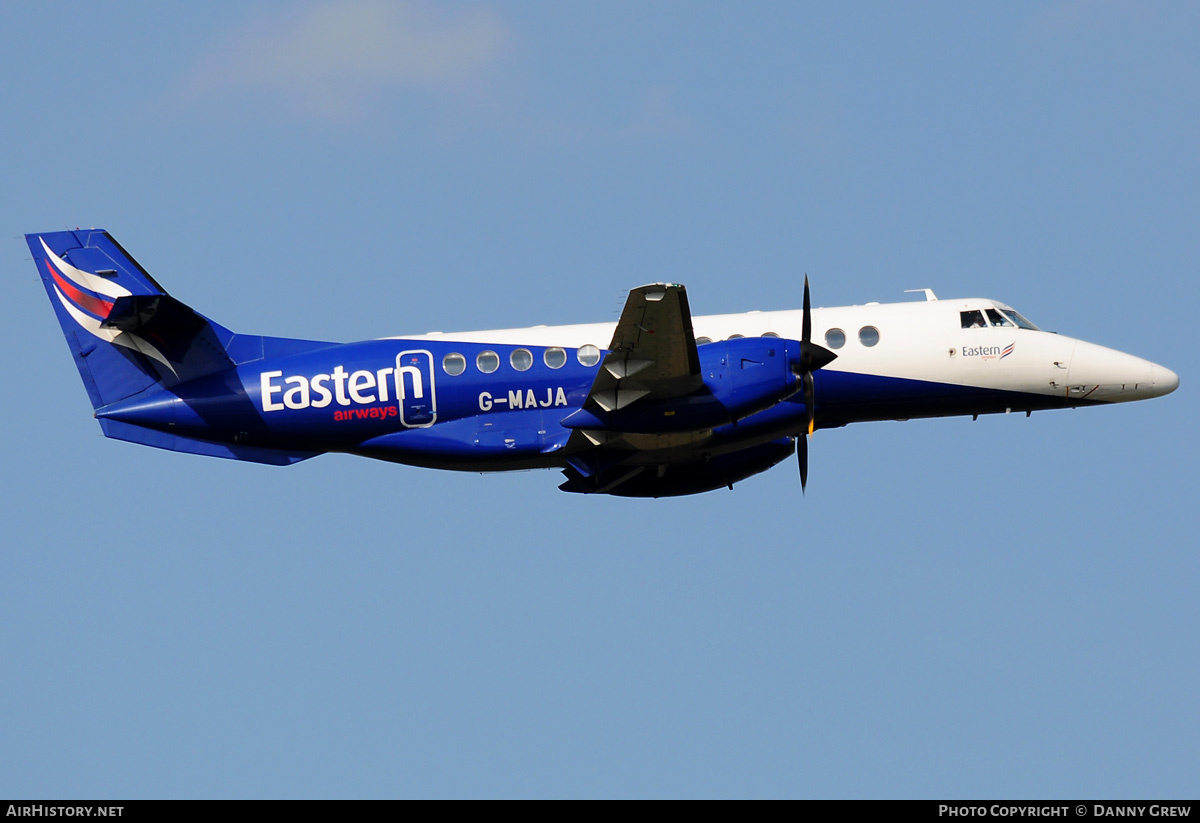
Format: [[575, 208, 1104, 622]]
[[260, 350, 437, 427], [963, 342, 1015, 361]]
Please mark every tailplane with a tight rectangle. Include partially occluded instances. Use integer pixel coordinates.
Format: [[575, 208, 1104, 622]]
[[28, 229, 320, 466]]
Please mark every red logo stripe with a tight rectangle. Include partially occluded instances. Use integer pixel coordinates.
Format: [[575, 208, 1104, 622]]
[[46, 259, 114, 318]]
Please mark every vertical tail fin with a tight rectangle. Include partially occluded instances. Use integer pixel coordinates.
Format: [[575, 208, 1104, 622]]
[[28, 229, 236, 409]]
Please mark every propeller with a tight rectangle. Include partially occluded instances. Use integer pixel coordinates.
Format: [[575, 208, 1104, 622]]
[[793, 275, 837, 493]]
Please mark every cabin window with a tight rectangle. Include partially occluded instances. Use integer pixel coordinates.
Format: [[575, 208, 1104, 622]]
[[577, 344, 601, 367], [858, 326, 880, 347], [986, 308, 1014, 328], [442, 353, 466, 376], [476, 350, 500, 374], [825, 329, 846, 349], [510, 348, 533, 372], [761, 332, 780, 338], [961, 310, 986, 329], [728, 334, 745, 340], [544, 347, 567, 369], [696, 336, 712, 345]]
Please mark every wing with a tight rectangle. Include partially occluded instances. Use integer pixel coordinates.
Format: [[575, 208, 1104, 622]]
[[584, 283, 702, 413], [560, 283, 707, 479], [559, 283, 802, 495]]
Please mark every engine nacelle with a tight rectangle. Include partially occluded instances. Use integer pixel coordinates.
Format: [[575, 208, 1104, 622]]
[[559, 437, 796, 497], [561, 337, 802, 434]]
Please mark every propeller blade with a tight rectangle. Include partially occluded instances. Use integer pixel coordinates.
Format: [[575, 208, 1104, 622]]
[[802, 367, 815, 436], [797, 431, 808, 493], [794, 275, 829, 495], [802, 275, 812, 344], [796, 275, 836, 373]]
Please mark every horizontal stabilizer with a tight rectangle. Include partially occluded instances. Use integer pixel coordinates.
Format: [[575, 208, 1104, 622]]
[[99, 419, 318, 466]]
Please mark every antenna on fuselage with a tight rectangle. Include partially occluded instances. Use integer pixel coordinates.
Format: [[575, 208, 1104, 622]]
[[904, 289, 938, 301]]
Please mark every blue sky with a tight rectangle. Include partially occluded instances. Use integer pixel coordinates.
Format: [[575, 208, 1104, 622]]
[[1, 1, 1196, 798]]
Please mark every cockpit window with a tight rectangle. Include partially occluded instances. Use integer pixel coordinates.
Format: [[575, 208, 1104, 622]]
[[963, 307, 1040, 331], [986, 308, 1014, 328], [1005, 310, 1039, 330], [961, 310, 987, 329]]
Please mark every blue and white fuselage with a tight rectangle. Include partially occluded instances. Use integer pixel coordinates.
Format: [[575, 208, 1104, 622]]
[[29, 229, 1178, 497], [409, 297, 1178, 422]]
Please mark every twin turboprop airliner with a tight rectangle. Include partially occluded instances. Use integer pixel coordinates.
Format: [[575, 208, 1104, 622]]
[[28, 229, 1178, 497]]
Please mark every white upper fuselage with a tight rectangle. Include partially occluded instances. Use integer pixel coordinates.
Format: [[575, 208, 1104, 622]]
[[403, 294, 1178, 409]]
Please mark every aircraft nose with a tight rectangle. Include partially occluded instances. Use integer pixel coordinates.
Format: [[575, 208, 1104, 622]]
[[1150, 363, 1180, 397], [1065, 341, 1178, 402]]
